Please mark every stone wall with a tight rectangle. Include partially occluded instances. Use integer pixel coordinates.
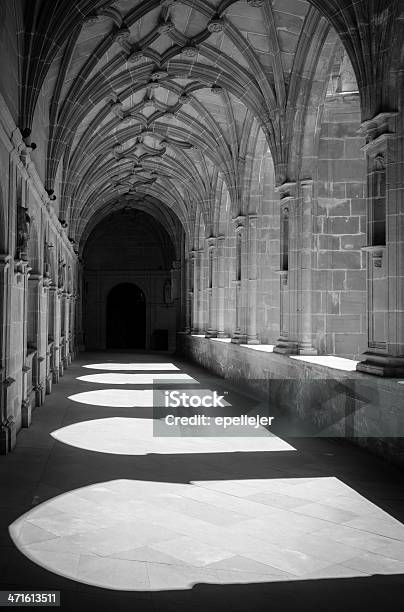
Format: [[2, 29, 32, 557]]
[[313, 92, 367, 358], [0, 91, 79, 449]]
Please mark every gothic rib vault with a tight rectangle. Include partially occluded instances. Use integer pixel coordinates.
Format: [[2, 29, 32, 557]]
[[19, 0, 400, 246]]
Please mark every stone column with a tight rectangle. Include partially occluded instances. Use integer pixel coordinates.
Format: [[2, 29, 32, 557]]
[[28, 272, 46, 406], [184, 253, 192, 334], [357, 112, 404, 376], [216, 235, 227, 338], [0, 254, 16, 454], [206, 237, 217, 337], [170, 260, 181, 301], [298, 180, 317, 355], [69, 294, 76, 362], [231, 216, 247, 344], [56, 288, 63, 378], [247, 214, 259, 344], [196, 249, 205, 334], [48, 284, 59, 383], [62, 292, 70, 369], [274, 184, 298, 354], [190, 250, 198, 334]]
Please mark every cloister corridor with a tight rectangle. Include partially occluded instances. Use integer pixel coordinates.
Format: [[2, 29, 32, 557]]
[[1, 0, 404, 609], [0, 352, 404, 611]]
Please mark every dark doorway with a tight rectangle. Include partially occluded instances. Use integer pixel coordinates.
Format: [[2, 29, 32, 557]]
[[106, 283, 146, 349]]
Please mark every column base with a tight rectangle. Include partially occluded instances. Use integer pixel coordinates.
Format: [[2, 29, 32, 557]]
[[231, 333, 247, 344], [0, 423, 16, 454], [216, 332, 228, 339], [298, 345, 318, 356], [273, 339, 298, 355], [205, 330, 217, 338], [21, 399, 32, 428], [0, 430, 8, 454], [35, 386, 45, 407], [356, 352, 404, 377], [247, 336, 260, 345]]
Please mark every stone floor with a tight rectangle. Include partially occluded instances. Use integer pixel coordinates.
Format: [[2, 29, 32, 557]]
[[1, 352, 404, 611]]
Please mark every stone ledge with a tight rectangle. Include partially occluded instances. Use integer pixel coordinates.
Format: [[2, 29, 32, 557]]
[[177, 334, 404, 467]]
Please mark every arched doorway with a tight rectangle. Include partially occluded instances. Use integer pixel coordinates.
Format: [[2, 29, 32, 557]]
[[106, 284, 146, 349]]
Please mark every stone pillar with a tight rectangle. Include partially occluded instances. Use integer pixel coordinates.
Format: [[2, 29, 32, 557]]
[[298, 180, 317, 355], [170, 259, 181, 337], [56, 288, 63, 378], [206, 237, 217, 337], [62, 292, 70, 369], [184, 252, 192, 334], [274, 184, 298, 354], [68, 294, 76, 362], [190, 250, 198, 334], [0, 254, 16, 454], [170, 260, 181, 301], [196, 249, 205, 333], [48, 284, 59, 383], [231, 216, 247, 344], [357, 112, 404, 376], [247, 214, 259, 344], [28, 273, 46, 406], [216, 235, 227, 338]]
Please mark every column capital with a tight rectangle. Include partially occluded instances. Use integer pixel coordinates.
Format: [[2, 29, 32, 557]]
[[232, 215, 246, 231], [217, 234, 225, 242], [206, 236, 217, 249], [276, 181, 297, 201], [360, 112, 399, 154], [28, 272, 43, 282], [300, 178, 313, 188], [0, 254, 11, 271]]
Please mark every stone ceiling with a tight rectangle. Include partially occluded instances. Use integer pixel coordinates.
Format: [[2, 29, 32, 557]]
[[20, 0, 400, 245]]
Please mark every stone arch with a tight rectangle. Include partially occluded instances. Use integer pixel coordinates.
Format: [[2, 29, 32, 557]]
[[106, 282, 146, 350]]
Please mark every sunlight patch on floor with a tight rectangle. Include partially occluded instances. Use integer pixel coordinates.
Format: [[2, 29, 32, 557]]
[[68, 390, 154, 407], [77, 373, 197, 385], [82, 363, 180, 371], [10, 478, 404, 591], [50, 417, 295, 455]]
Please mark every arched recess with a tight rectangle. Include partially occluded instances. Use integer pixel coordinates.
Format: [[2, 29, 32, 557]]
[[83, 207, 180, 351], [106, 283, 146, 350], [285, 28, 367, 359]]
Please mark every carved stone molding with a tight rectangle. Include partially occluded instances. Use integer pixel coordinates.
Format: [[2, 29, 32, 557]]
[[207, 18, 224, 33], [360, 112, 398, 153], [232, 215, 246, 231], [277, 181, 297, 202]]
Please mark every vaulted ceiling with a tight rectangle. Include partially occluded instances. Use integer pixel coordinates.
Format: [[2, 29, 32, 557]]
[[20, 0, 401, 246]]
